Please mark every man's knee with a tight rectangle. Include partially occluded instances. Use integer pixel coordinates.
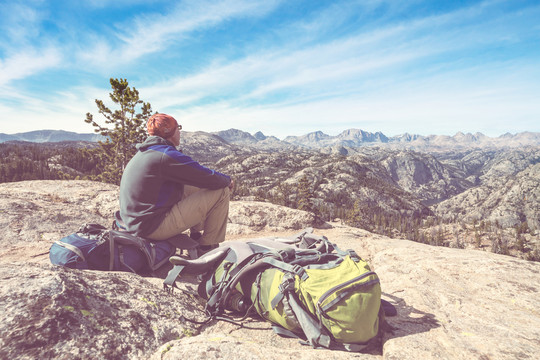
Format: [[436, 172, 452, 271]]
[[222, 186, 230, 199], [214, 186, 230, 203]]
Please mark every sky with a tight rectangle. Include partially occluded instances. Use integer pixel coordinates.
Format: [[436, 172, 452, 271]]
[[0, 0, 539, 138]]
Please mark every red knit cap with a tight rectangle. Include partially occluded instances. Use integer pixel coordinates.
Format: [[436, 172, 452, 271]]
[[147, 113, 179, 138]]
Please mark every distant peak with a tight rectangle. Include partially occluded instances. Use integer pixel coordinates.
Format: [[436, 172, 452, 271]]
[[253, 131, 267, 140], [338, 128, 388, 142], [213, 128, 257, 144], [305, 131, 330, 140]]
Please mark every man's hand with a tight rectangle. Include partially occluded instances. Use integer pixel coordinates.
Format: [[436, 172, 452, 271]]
[[228, 179, 235, 191]]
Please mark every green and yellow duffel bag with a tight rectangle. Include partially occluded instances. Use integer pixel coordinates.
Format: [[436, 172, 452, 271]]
[[250, 251, 382, 350], [165, 230, 385, 352]]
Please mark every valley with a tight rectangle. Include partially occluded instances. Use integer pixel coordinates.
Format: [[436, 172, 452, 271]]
[[2, 128, 539, 260]]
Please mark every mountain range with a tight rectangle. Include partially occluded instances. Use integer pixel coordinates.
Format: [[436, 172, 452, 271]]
[[2, 128, 540, 150], [212, 128, 540, 151], [0, 130, 103, 143], [2, 127, 539, 248]]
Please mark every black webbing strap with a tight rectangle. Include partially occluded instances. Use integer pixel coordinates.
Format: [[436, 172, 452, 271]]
[[118, 245, 137, 273], [270, 273, 295, 309], [271, 308, 378, 353], [108, 231, 115, 271], [286, 293, 331, 349], [213, 254, 272, 313], [271, 325, 302, 339], [262, 257, 309, 281], [206, 262, 234, 311], [163, 265, 185, 291]]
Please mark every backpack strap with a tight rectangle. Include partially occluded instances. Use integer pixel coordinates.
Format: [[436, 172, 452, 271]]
[[324, 239, 360, 261], [79, 223, 107, 235], [262, 257, 309, 281], [108, 230, 174, 272], [270, 272, 295, 309], [108, 231, 115, 270], [54, 240, 86, 261], [270, 314, 377, 352], [205, 261, 236, 311], [269, 273, 381, 352], [271, 325, 301, 339], [206, 252, 269, 314], [168, 247, 229, 274], [106, 231, 145, 273], [118, 245, 138, 273], [212, 245, 314, 315], [164, 264, 185, 291], [163, 247, 229, 291], [285, 290, 332, 348]]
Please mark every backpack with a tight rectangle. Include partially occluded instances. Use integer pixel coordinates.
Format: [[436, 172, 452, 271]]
[[49, 223, 177, 274], [164, 229, 384, 352]]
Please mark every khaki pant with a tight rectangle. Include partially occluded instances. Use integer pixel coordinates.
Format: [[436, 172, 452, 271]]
[[147, 185, 230, 246]]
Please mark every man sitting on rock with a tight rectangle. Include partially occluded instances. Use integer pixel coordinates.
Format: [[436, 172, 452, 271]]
[[119, 113, 233, 254]]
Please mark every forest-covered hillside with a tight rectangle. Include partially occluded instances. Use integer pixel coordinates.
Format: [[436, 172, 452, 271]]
[[0, 142, 99, 183], [1, 138, 538, 262]]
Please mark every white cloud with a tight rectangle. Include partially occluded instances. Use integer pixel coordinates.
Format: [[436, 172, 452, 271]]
[[1, 0, 539, 137], [85, 0, 161, 8], [0, 47, 62, 86], [78, 0, 284, 69], [155, 50, 540, 138], [138, 0, 540, 130], [0, 1, 43, 46], [0, 80, 112, 134], [139, 17, 465, 111], [173, 79, 540, 138]]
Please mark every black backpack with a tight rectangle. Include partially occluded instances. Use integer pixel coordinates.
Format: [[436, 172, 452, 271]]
[[49, 223, 177, 273], [50, 211, 200, 274]]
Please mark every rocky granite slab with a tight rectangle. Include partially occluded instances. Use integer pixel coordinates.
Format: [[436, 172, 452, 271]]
[[0, 180, 539, 359]]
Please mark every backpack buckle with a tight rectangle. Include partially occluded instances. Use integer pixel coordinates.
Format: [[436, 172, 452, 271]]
[[278, 248, 296, 262], [292, 265, 309, 281], [272, 276, 296, 309], [348, 250, 360, 261], [278, 276, 295, 293]]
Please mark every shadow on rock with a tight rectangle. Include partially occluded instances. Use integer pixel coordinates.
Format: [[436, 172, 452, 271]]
[[381, 292, 440, 342]]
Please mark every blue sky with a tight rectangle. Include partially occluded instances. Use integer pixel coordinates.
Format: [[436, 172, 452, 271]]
[[0, 0, 539, 137]]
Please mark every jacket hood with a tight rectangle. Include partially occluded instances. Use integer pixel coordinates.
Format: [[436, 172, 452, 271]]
[[136, 135, 175, 151]]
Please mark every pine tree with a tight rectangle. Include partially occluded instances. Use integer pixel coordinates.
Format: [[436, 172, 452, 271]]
[[276, 183, 294, 208], [515, 233, 527, 252], [85, 78, 153, 184], [345, 199, 364, 228], [474, 229, 482, 248], [296, 175, 314, 212]]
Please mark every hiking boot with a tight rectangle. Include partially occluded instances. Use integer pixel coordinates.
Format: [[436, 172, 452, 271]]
[[190, 230, 202, 240]]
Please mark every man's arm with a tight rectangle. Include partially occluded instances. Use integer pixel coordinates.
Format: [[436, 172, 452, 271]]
[[161, 148, 231, 189]]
